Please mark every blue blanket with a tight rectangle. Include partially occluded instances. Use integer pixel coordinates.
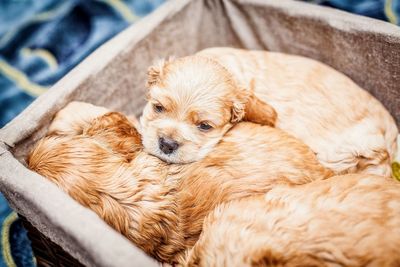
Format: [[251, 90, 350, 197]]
[[0, 0, 398, 266], [316, 0, 400, 24], [0, 0, 164, 128]]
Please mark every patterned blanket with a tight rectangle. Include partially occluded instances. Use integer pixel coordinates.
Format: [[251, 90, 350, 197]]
[[0, 0, 164, 128], [315, 0, 400, 24]]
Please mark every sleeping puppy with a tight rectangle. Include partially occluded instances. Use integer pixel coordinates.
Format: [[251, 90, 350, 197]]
[[141, 48, 398, 176], [29, 102, 400, 266], [140, 56, 277, 164], [29, 101, 332, 265], [185, 174, 400, 267]]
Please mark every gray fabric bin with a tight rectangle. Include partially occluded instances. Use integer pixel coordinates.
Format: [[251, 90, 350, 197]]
[[0, 0, 399, 266]]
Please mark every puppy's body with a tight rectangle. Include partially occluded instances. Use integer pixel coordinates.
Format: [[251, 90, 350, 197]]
[[142, 47, 398, 176], [29, 102, 331, 264], [29, 103, 400, 266], [197, 48, 398, 177], [186, 174, 400, 267]]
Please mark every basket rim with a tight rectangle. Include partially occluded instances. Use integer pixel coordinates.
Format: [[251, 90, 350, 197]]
[[237, 0, 400, 36]]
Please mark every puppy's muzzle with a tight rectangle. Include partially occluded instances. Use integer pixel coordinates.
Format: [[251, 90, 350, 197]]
[[159, 137, 179, 155]]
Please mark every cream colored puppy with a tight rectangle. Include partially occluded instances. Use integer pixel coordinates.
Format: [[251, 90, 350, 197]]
[[140, 56, 277, 164], [30, 103, 400, 266], [186, 174, 400, 267], [29, 101, 332, 264], [141, 47, 398, 176]]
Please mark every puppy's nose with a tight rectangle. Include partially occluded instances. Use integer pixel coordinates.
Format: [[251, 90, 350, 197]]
[[159, 137, 179, 155]]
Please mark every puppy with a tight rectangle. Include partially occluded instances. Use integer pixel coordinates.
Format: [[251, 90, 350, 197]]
[[141, 48, 398, 176], [140, 56, 277, 164], [28, 102, 332, 264], [29, 103, 400, 266], [185, 174, 400, 267]]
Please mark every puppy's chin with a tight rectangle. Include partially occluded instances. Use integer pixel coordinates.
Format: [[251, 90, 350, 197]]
[[140, 114, 230, 164], [142, 140, 198, 164], [147, 149, 194, 164], [142, 135, 219, 164]]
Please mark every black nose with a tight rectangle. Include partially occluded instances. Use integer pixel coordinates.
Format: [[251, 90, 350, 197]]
[[159, 137, 179, 155]]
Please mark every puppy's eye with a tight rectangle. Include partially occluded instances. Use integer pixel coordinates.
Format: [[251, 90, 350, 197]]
[[198, 122, 213, 131], [153, 103, 165, 113]]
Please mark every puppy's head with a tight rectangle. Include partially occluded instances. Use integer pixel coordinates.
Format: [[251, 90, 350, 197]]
[[140, 56, 275, 164]]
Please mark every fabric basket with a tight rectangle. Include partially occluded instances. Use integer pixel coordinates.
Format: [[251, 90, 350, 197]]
[[0, 0, 399, 266]]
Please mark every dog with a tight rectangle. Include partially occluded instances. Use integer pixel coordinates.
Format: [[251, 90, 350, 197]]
[[28, 101, 331, 264], [141, 47, 398, 177], [185, 174, 400, 267], [140, 55, 277, 164], [29, 102, 400, 266]]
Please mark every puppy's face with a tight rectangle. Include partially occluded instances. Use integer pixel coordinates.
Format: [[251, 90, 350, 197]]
[[140, 57, 247, 163]]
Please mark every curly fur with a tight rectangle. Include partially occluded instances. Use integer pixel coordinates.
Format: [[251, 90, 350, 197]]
[[142, 47, 398, 176], [28, 102, 332, 264], [185, 174, 400, 267]]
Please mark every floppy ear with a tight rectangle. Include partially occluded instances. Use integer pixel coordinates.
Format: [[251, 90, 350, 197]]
[[230, 89, 277, 127], [146, 57, 175, 88], [85, 112, 142, 161], [243, 92, 277, 127], [69, 187, 131, 236], [146, 59, 165, 87], [90, 194, 131, 235], [230, 99, 246, 123]]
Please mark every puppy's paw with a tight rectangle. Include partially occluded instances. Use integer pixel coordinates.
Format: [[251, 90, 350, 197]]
[[48, 101, 109, 136], [357, 148, 391, 177]]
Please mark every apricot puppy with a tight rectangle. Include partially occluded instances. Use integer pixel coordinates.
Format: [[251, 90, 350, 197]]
[[140, 56, 277, 163], [29, 102, 400, 266], [29, 102, 331, 264], [186, 174, 400, 267], [141, 48, 398, 176]]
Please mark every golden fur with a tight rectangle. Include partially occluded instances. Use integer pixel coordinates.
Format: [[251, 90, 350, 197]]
[[141, 47, 398, 176], [29, 102, 400, 266], [28, 102, 332, 265], [185, 174, 400, 267]]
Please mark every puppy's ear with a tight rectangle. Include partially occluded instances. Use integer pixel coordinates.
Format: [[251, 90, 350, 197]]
[[243, 92, 277, 127], [69, 188, 131, 236], [231, 90, 277, 127], [85, 112, 142, 161], [90, 194, 131, 235], [146, 58, 174, 88], [230, 95, 247, 123], [147, 60, 165, 87]]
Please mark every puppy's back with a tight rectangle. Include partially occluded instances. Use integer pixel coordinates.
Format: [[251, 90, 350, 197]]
[[209, 122, 334, 183], [197, 47, 398, 177], [28, 133, 135, 233], [186, 174, 400, 267], [28, 134, 123, 193]]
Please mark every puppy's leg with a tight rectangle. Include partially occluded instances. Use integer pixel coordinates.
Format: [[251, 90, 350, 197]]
[[48, 101, 109, 135], [244, 93, 277, 127]]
